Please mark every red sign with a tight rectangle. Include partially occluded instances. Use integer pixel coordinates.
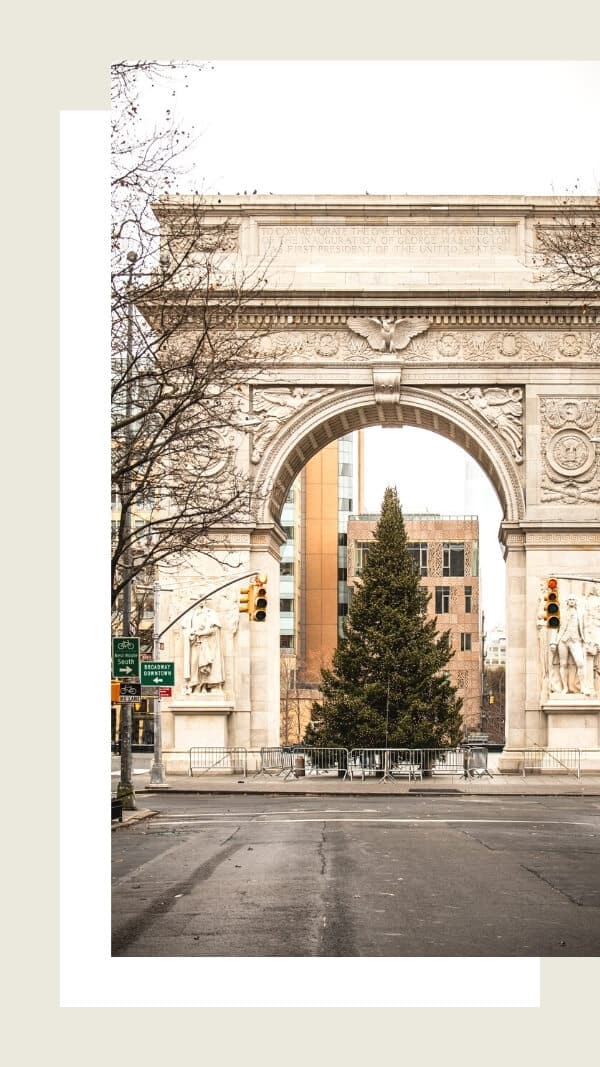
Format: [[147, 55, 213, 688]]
[[159, 687, 172, 698], [141, 653, 152, 660]]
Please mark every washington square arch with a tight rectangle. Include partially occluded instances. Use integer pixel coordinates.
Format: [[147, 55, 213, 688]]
[[142, 195, 600, 772]]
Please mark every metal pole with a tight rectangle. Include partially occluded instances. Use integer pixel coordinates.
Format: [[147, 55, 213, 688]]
[[149, 578, 167, 785], [117, 251, 137, 811]]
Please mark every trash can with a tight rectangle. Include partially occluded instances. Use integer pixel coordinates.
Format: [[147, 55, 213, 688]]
[[293, 754, 306, 778]]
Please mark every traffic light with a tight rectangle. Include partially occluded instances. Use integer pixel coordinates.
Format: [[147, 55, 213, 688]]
[[239, 584, 255, 615], [544, 577, 560, 630], [252, 575, 268, 622]]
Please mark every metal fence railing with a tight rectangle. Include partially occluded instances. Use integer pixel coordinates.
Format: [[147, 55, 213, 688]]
[[184, 746, 598, 781], [518, 749, 581, 779], [189, 747, 248, 777], [252, 747, 295, 779], [287, 746, 351, 779], [348, 748, 422, 781]]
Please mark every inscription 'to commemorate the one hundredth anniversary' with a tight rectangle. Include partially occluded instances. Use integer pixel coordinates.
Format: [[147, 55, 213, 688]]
[[258, 224, 518, 258]]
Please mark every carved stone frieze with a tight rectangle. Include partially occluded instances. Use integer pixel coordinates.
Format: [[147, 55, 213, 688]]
[[540, 397, 600, 504], [443, 387, 523, 463], [249, 386, 336, 465], [244, 328, 600, 364], [347, 317, 431, 352]]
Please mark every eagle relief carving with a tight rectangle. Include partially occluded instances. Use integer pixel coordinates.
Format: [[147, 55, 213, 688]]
[[347, 316, 431, 353]]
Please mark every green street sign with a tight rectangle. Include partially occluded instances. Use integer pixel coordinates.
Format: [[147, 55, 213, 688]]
[[112, 637, 140, 679], [140, 661, 175, 686]]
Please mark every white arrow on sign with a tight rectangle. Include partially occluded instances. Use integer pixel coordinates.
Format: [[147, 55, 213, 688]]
[[152, 676, 163, 683], [121, 666, 133, 674]]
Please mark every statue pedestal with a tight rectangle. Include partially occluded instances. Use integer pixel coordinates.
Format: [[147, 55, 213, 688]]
[[542, 697, 600, 750], [168, 693, 234, 750]]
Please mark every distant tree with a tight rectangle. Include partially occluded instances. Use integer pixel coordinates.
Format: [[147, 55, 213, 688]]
[[305, 487, 463, 749], [533, 192, 600, 292], [111, 61, 271, 624]]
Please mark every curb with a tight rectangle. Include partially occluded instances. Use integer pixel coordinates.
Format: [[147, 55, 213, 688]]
[[112, 809, 159, 830], [141, 785, 600, 799]]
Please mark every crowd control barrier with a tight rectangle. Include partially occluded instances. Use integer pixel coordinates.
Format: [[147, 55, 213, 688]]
[[348, 748, 423, 781], [289, 746, 351, 779], [252, 747, 295, 778], [518, 748, 581, 778], [189, 747, 247, 777]]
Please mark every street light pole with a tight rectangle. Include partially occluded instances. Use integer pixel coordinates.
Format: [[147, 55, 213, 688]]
[[149, 578, 167, 785], [117, 250, 138, 811]]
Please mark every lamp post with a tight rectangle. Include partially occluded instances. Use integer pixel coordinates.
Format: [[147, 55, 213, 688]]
[[149, 577, 168, 785], [116, 250, 138, 811]]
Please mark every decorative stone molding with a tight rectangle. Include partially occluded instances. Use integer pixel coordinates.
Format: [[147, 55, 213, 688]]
[[373, 370, 402, 407], [244, 327, 600, 364], [540, 397, 600, 504], [443, 387, 523, 463], [249, 386, 336, 465], [348, 317, 430, 353]]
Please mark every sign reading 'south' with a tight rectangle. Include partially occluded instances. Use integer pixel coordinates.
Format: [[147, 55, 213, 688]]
[[112, 637, 140, 679], [140, 661, 175, 687]]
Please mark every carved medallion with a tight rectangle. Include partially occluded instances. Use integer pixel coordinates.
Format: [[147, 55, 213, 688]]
[[546, 430, 596, 479]]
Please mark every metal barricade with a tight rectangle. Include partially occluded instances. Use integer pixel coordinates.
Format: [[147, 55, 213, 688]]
[[520, 748, 581, 779], [189, 747, 247, 777], [399, 748, 469, 778], [292, 746, 351, 779], [253, 747, 295, 779], [348, 748, 421, 781]]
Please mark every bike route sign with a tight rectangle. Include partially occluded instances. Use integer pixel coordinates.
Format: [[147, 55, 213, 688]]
[[112, 637, 140, 679], [140, 661, 175, 686]]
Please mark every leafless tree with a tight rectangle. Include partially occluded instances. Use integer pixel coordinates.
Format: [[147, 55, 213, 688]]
[[111, 62, 272, 624], [533, 192, 600, 292]]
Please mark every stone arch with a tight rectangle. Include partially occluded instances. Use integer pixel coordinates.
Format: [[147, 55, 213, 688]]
[[253, 385, 525, 527]]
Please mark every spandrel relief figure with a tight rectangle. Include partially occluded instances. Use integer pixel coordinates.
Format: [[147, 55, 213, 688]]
[[183, 600, 225, 695], [548, 594, 591, 696]]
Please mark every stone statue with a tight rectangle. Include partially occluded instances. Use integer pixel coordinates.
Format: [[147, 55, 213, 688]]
[[347, 316, 430, 353], [183, 600, 225, 694], [549, 594, 590, 696], [584, 583, 600, 698]]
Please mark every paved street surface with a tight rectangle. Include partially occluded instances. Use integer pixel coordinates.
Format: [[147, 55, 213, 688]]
[[112, 793, 600, 957]]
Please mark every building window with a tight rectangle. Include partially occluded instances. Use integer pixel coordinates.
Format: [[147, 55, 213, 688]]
[[407, 542, 428, 576], [355, 541, 371, 575], [280, 635, 295, 650], [460, 633, 472, 652], [443, 542, 465, 577], [464, 585, 472, 613], [435, 586, 451, 613], [280, 561, 295, 576], [280, 599, 294, 613], [282, 525, 294, 540], [338, 602, 349, 617], [339, 497, 353, 512], [338, 567, 348, 582], [339, 462, 353, 477], [338, 532, 347, 547]]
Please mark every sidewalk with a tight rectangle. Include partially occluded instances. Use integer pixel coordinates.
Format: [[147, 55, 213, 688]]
[[138, 769, 600, 797]]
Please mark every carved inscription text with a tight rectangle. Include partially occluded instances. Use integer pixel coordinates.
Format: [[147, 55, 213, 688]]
[[258, 224, 518, 259]]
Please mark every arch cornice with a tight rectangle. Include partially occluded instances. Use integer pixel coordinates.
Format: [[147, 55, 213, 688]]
[[252, 384, 526, 525]]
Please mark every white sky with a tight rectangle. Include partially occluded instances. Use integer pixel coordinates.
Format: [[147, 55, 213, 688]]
[[137, 58, 599, 631]]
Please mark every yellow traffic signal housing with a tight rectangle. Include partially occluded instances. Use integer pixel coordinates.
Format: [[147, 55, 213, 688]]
[[252, 574, 268, 622], [544, 577, 560, 630], [239, 584, 255, 615]]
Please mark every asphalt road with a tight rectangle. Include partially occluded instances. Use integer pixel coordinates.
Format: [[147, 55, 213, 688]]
[[112, 794, 600, 957]]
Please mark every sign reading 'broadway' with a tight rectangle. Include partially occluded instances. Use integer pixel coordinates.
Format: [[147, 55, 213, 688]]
[[140, 661, 175, 687]]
